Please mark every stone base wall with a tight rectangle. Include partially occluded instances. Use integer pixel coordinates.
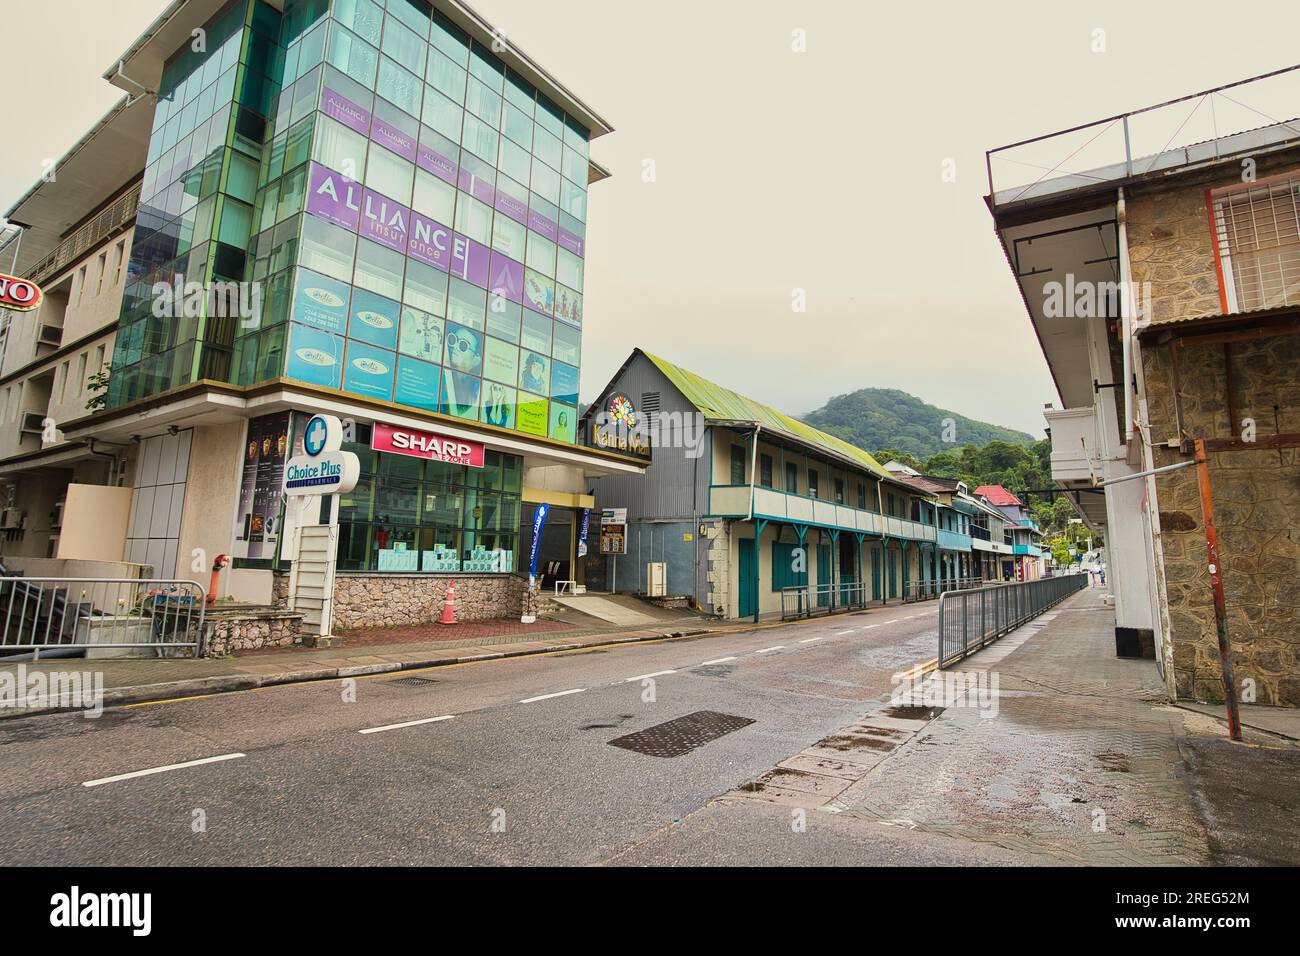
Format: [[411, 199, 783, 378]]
[[204, 609, 305, 658], [331, 574, 528, 631], [271, 571, 290, 608], [1143, 331, 1300, 706]]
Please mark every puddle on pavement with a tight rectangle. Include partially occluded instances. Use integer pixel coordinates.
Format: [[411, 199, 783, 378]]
[[880, 705, 944, 721], [817, 733, 898, 752], [1095, 750, 1132, 772], [689, 664, 735, 678]]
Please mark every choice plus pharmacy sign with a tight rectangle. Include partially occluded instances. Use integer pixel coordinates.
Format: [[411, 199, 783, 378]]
[[372, 421, 485, 468], [283, 414, 360, 495]]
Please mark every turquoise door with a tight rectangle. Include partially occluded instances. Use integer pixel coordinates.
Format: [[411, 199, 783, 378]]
[[888, 550, 897, 598], [817, 543, 832, 606], [738, 538, 757, 618], [871, 547, 881, 600]]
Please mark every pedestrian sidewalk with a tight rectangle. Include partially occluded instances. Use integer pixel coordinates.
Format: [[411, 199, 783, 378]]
[[0, 613, 723, 719], [727, 586, 1300, 866]]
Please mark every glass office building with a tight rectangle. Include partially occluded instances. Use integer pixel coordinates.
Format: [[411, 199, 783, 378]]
[[108, 0, 590, 447]]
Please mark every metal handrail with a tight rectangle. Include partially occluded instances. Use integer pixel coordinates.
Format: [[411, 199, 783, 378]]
[[0, 576, 206, 660], [780, 581, 870, 621], [937, 572, 1088, 668]]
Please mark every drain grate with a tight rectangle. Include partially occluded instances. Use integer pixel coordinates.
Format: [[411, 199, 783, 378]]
[[608, 711, 755, 758], [388, 675, 439, 687]]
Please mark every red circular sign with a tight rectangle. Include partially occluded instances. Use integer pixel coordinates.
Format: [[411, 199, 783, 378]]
[[0, 273, 43, 312]]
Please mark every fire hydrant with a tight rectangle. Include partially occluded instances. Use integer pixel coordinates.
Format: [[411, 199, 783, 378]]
[[207, 553, 230, 604]]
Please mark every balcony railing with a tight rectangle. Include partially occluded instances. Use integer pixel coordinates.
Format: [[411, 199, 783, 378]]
[[25, 182, 141, 286], [987, 64, 1300, 209], [708, 484, 937, 542]]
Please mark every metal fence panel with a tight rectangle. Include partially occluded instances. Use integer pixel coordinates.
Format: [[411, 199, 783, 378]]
[[937, 573, 1088, 668], [0, 578, 206, 660]]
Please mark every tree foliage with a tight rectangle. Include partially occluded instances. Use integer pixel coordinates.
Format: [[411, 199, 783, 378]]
[[803, 387, 1035, 458]]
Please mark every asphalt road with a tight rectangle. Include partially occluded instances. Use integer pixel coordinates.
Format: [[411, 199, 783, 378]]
[[0, 601, 1016, 866]]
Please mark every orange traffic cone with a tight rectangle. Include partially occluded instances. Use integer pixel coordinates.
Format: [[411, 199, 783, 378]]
[[440, 579, 457, 625]]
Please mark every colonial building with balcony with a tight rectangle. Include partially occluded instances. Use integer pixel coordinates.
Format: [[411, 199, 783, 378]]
[[884, 462, 1017, 588], [582, 350, 938, 621], [987, 66, 1300, 705]]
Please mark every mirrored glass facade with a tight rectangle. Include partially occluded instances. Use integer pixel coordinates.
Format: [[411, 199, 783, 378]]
[[109, 0, 592, 449]]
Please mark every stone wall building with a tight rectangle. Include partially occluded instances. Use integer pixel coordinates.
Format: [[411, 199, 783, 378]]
[[987, 70, 1300, 707]]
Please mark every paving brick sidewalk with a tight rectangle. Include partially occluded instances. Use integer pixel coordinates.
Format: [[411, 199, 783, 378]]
[[815, 586, 1300, 865]]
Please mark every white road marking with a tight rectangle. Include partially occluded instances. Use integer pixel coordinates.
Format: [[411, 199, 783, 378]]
[[83, 753, 245, 788], [802, 637, 825, 643], [359, 715, 454, 735], [833, 630, 854, 636], [700, 657, 737, 665], [860, 624, 880, 630], [625, 670, 676, 682], [755, 646, 785, 654], [519, 688, 586, 704]]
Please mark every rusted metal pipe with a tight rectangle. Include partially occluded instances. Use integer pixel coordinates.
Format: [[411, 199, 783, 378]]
[[1193, 438, 1241, 741]]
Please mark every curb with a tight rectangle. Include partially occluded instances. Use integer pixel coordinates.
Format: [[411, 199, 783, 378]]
[[1, 626, 718, 721], [1172, 702, 1300, 743]]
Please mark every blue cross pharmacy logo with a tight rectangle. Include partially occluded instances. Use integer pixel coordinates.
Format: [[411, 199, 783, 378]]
[[304, 415, 329, 456]]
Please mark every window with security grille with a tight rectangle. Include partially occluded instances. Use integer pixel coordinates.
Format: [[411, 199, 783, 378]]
[[1212, 173, 1300, 313]]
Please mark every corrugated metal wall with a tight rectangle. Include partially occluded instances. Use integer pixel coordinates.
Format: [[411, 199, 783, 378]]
[[586, 353, 712, 603]]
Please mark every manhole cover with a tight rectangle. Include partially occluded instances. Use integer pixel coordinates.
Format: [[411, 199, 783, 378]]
[[608, 711, 755, 758], [388, 676, 438, 687]]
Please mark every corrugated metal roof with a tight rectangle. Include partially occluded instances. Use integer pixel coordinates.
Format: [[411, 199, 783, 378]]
[[974, 485, 1022, 506], [641, 351, 892, 480]]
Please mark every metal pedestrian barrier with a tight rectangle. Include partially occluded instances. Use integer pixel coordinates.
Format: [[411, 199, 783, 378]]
[[781, 581, 870, 620], [937, 572, 1088, 669], [0, 577, 207, 660]]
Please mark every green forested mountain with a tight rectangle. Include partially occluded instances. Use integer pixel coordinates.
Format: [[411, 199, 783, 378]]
[[801, 388, 1035, 458]]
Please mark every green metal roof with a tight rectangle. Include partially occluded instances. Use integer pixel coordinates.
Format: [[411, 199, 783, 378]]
[[642, 351, 892, 480]]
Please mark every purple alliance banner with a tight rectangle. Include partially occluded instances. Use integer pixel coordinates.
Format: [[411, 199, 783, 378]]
[[451, 233, 491, 287], [494, 190, 528, 226], [558, 228, 584, 258], [360, 188, 410, 253], [527, 208, 558, 243], [409, 213, 453, 271], [417, 140, 458, 186], [488, 251, 524, 304], [322, 88, 371, 136], [371, 119, 417, 163], [306, 163, 361, 231]]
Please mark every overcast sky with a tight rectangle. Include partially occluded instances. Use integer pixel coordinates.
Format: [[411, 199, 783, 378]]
[[5, 0, 1300, 437]]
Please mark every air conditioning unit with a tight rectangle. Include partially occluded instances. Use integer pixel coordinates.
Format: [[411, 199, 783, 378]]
[[646, 561, 667, 598], [19, 412, 45, 435], [37, 324, 62, 346], [51, 500, 64, 529], [0, 508, 23, 530]]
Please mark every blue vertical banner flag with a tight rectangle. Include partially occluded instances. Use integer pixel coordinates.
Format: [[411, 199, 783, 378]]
[[577, 507, 591, 558], [528, 503, 550, 584]]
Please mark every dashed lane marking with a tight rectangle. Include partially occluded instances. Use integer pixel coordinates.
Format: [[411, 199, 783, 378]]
[[755, 646, 785, 654], [700, 657, 737, 666], [625, 670, 676, 682], [83, 753, 245, 788], [359, 715, 455, 735], [519, 688, 587, 704]]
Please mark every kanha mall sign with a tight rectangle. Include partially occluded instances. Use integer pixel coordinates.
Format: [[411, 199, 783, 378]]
[[372, 421, 486, 468], [0, 273, 43, 312]]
